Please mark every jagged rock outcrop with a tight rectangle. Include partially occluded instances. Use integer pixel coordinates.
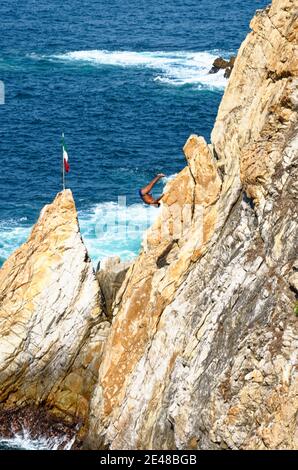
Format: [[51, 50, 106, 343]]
[[86, 0, 298, 450], [87, 134, 222, 448], [96, 257, 132, 317], [0, 190, 109, 430], [209, 56, 236, 78]]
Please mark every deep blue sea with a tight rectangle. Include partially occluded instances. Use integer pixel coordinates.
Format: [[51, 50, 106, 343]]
[[0, 0, 267, 268]]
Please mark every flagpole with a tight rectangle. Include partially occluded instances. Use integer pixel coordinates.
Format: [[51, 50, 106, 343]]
[[62, 132, 65, 191]]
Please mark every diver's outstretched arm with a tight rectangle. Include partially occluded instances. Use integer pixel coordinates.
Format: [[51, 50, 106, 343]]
[[140, 174, 165, 196]]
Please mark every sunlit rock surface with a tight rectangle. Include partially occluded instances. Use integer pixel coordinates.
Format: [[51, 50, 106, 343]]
[[87, 0, 298, 450], [0, 190, 109, 428]]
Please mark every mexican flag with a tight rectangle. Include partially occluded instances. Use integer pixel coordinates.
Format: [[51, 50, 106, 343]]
[[62, 134, 70, 173]]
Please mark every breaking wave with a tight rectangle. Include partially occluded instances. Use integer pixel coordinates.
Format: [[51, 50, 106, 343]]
[[30, 49, 230, 90], [0, 197, 165, 268], [0, 220, 31, 267], [78, 199, 160, 267], [0, 430, 75, 450]]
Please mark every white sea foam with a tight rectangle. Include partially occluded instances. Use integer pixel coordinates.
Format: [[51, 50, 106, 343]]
[[40, 49, 230, 90], [0, 429, 75, 450], [78, 199, 160, 267], [0, 221, 31, 264], [0, 202, 159, 268], [0, 177, 173, 267], [163, 173, 178, 184]]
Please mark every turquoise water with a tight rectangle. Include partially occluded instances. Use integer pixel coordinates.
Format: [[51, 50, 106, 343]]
[[0, 0, 267, 268]]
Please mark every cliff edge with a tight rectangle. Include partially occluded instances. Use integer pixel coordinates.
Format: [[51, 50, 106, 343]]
[[87, 0, 298, 449], [0, 190, 109, 432]]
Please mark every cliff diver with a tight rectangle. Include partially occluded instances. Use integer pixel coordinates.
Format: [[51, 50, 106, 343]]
[[139, 174, 165, 207]]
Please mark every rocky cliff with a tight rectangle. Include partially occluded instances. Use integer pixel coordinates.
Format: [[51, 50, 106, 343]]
[[87, 0, 298, 449], [0, 0, 297, 451], [0, 190, 109, 432]]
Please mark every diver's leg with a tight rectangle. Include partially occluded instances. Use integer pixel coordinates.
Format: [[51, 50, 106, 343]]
[[140, 174, 165, 195]]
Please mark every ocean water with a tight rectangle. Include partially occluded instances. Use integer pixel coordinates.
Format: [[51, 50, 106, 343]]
[[0, 0, 267, 270], [0, 430, 75, 450]]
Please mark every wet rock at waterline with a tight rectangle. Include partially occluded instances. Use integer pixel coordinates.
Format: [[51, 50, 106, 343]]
[[208, 56, 236, 78]]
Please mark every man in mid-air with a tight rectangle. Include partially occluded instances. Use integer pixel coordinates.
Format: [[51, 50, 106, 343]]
[[139, 173, 165, 207]]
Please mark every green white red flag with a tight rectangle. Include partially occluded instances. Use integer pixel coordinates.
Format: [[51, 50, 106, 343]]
[[62, 134, 70, 173]]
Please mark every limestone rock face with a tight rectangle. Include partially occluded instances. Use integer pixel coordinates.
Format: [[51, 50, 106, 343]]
[[0, 190, 109, 426], [96, 257, 132, 317], [87, 134, 222, 448], [212, 0, 298, 209], [87, 0, 298, 450]]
